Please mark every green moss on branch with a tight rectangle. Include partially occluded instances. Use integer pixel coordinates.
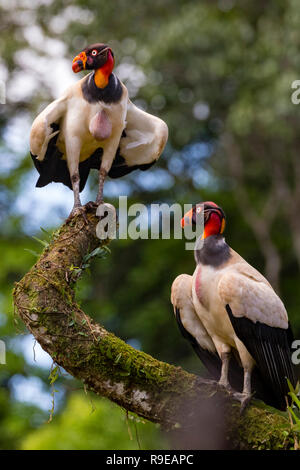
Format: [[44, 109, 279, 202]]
[[12, 205, 297, 449]]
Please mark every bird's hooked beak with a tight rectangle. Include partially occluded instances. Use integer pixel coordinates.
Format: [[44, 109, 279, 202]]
[[181, 206, 196, 228], [72, 51, 87, 73], [181, 202, 226, 238]]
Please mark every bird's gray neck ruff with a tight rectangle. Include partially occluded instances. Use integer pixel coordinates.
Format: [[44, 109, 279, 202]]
[[194, 234, 231, 267], [82, 72, 123, 104]]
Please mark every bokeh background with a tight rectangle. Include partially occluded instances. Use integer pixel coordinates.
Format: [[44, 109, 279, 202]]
[[1, 0, 300, 450]]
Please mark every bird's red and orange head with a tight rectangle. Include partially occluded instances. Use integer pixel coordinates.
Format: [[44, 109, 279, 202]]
[[181, 201, 226, 239], [72, 43, 115, 74]]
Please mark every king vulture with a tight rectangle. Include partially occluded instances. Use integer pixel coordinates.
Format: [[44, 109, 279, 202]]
[[171, 201, 297, 410], [30, 43, 168, 217]]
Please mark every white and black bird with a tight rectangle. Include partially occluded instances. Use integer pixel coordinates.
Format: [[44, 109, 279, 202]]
[[171, 201, 297, 410], [30, 43, 168, 217]]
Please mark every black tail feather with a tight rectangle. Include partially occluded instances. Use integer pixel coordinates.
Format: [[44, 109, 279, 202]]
[[226, 304, 297, 410]]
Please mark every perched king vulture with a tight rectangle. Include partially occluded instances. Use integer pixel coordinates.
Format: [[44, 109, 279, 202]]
[[30, 43, 168, 216], [171, 201, 297, 410]]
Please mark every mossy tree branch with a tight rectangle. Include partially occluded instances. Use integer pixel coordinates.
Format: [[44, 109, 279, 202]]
[[12, 206, 296, 449]]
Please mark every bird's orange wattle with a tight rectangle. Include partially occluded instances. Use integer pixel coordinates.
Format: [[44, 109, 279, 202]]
[[203, 212, 222, 238], [94, 50, 115, 88]]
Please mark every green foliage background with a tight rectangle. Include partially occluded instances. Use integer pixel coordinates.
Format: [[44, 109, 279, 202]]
[[0, 0, 300, 450]]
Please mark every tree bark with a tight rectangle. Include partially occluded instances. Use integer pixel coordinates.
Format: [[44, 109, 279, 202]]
[[12, 205, 296, 450]]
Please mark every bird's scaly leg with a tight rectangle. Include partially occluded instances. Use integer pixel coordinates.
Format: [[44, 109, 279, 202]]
[[240, 369, 252, 412], [95, 133, 123, 205], [216, 349, 252, 412], [218, 352, 232, 391], [231, 368, 253, 414], [95, 167, 108, 205], [71, 172, 82, 210], [66, 172, 88, 224], [65, 140, 88, 223]]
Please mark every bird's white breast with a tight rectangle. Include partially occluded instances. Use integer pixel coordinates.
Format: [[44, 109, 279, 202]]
[[57, 93, 127, 162], [192, 265, 237, 347]]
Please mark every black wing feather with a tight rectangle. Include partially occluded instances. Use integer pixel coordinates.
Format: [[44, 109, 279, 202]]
[[31, 124, 103, 192], [108, 153, 156, 179], [226, 304, 297, 410]]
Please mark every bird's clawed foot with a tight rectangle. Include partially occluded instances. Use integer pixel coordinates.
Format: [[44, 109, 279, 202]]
[[66, 205, 88, 224], [230, 391, 253, 414], [217, 379, 252, 413], [85, 201, 98, 212], [66, 200, 115, 225], [217, 380, 234, 394]]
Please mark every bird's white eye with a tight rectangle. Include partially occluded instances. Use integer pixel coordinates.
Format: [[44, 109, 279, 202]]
[[91, 50, 98, 56]]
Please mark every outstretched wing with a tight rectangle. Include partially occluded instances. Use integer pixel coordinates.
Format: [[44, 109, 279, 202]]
[[30, 96, 72, 189], [30, 96, 67, 161], [30, 95, 104, 192], [109, 100, 168, 178], [219, 269, 296, 410], [171, 274, 221, 378]]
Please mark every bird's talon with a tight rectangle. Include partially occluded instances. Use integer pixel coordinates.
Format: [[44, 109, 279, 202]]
[[85, 201, 98, 212], [66, 206, 88, 224], [230, 391, 252, 414], [240, 396, 252, 415], [217, 382, 233, 394]]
